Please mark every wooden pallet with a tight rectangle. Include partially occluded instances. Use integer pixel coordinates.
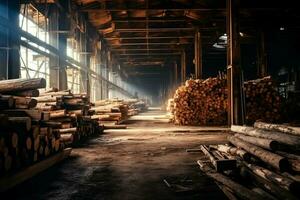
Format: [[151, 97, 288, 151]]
[[0, 148, 72, 192]]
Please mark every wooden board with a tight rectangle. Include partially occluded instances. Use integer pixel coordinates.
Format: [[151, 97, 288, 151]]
[[0, 148, 72, 192]]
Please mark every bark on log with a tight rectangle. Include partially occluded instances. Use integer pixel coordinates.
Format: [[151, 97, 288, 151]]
[[234, 133, 279, 151], [13, 96, 37, 109], [3, 89, 39, 97], [228, 136, 289, 171], [254, 121, 300, 137], [216, 145, 251, 161], [197, 160, 264, 200], [276, 151, 300, 172], [0, 78, 46, 93], [246, 163, 300, 195], [240, 166, 298, 200], [231, 125, 300, 147]]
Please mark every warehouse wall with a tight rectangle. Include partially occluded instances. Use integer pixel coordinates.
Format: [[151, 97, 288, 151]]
[[0, 0, 134, 102]]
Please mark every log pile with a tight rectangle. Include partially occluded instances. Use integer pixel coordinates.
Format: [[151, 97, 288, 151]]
[[35, 90, 104, 144], [172, 75, 228, 125], [168, 75, 282, 126], [90, 98, 148, 127], [197, 122, 300, 200], [0, 78, 67, 177], [244, 76, 282, 124]]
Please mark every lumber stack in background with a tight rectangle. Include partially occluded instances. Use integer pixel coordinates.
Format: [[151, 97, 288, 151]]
[[90, 98, 148, 127], [167, 75, 283, 126], [198, 122, 300, 200], [244, 76, 282, 124], [170, 74, 227, 125]]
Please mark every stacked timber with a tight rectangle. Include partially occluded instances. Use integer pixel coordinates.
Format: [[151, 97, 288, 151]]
[[90, 98, 147, 128], [198, 122, 300, 200], [0, 78, 67, 177], [35, 90, 104, 145], [244, 76, 282, 124], [172, 74, 228, 125]]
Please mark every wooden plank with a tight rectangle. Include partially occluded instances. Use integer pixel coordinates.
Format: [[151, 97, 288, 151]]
[[0, 148, 72, 192]]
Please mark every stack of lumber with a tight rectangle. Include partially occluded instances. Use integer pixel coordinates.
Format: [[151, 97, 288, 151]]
[[166, 98, 174, 122], [91, 98, 147, 127], [172, 74, 228, 125], [198, 121, 300, 200], [0, 78, 67, 177], [244, 76, 282, 124], [35, 90, 104, 144]]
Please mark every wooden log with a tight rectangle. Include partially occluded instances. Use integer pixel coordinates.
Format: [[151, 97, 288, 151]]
[[215, 144, 251, 161], [276, 151, 300, 172], [228, 136, 289, 171], [0, 148, 71, 192], [60, 134, 74, 144], [0, 78, 46, 93], [0, 96, 14, 109], [40, 121, 62, 128], [197, 160, 264, 200], [3, 89, 39, 97], [254, 121, 300, 137], [240, 166, 298, 200], [3, 109, 42, 120], [246, 163, 300, 195], [251, 188, 277, 200], [34, 96, 57, 103], [39, 90, 70, 96], [67, 110, 83, 116], [13, 96, 37, 109], [234, 133, 279, 151], [103, 124, 127, 129], [50, 110, 66, 119], [8, 117, 31, 131], [200, 145, 236, 172], [55, 128, 77, 134], [231, 125, 300, 147]]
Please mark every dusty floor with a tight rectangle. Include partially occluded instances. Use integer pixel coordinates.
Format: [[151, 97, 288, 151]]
[[6, 109, 230, 200]]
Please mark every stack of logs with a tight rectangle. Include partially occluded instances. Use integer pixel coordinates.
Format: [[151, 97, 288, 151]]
[[198, 121, 300, 200], [90, 98, 147, 128], [0, 78, 66, 176], [244, 76, 282, 124], [34, 89, 103, 145], [172, 74, 227, 125], [169, 75, 282, 126]]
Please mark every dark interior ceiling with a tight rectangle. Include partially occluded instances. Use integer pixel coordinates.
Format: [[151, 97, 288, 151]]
[[71, 0, 300, 74]]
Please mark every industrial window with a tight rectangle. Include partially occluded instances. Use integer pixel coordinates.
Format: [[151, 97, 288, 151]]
[[19, 4, 50, 87], [66, 38, 81, 93]]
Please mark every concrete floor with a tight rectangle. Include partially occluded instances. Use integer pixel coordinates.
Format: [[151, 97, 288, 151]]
[[7, 109, 230, 200]]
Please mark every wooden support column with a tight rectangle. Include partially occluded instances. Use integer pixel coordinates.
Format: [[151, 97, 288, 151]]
[[57, 10, 68, 90], [174, 61, 178, 87], [49, 6, 59, 88], [257, 30, 267, 78], [7, 0, 20, 79], [181, 49, 186, 83], [194, 28, 202, 79], [227, 0, 243, 125]]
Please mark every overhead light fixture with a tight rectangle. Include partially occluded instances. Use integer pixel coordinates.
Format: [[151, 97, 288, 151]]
[[219, 33, 227, 41], [280, 27, 285, 31], [239, 32, 244, 37], [213, 43, 226, 49]]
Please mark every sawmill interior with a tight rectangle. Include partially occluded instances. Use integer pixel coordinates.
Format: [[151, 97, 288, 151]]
[[0, 0, 300, 199]]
